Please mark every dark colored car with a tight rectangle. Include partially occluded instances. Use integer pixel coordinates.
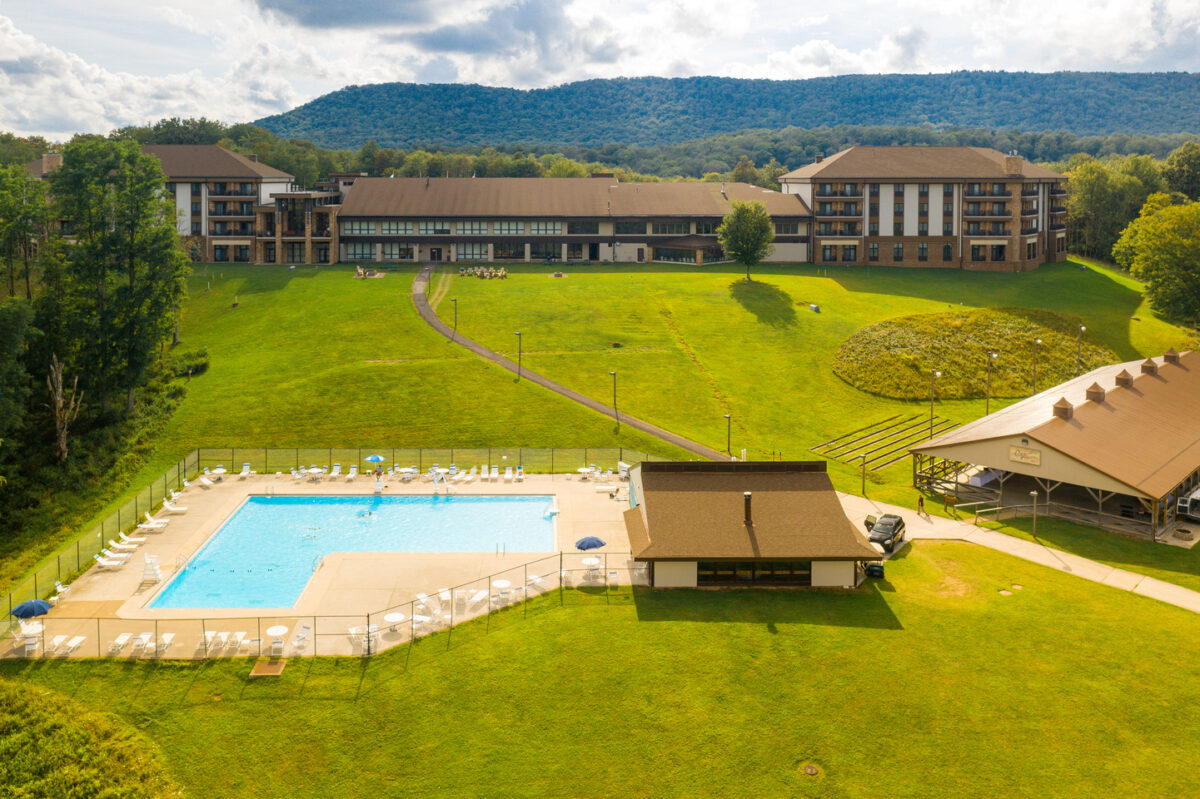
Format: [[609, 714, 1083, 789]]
[[865, 513, 906, 552]]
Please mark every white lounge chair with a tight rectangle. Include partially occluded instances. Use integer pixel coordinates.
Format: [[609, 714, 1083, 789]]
[[108, 632, 132, 654], [181, 478, 192, 488], [238, 463, 253, 478], [198, 476, 214, 487], [138, 512, 168, 530], [62, 635, 86, 655], [503, 466, 514, 483], [157, 633, 175, 654], [108, 538, 138, 552], [162, 499, 188, 513], [48, 634, 68, 654], [100, 548, 131, 562], [489, 465, 499, 481], [515, 466, 525, 482], [93, 554, 124, 569], [119, 531, 147, 545], [130, 632, 152, 653], [55, 580, 71, 596], [229, 631, 246, 650], [211, 632, 229, 648], [292, 625, 311, 648], [346, 465, 358, 479], [461, 466, 477, 483], [329, 463, 342, 478]]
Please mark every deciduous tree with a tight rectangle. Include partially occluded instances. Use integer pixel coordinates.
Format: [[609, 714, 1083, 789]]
[[718, 201, 775, 281], [1164, 141, 1200, 200], [1113, 199, 1200, 321]]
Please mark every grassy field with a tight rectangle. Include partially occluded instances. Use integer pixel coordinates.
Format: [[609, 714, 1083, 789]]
[[6, 542, 1200, 798]]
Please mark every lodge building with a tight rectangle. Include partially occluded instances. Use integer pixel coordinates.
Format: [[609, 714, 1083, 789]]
[[28, 144, 1068, 270]]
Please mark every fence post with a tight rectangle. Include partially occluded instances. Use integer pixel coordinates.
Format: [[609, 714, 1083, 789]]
[[419, 448, 423, 470], [551, 448, 554, 474], [584, 447, 588, 466], [295, 448, 299, 469]]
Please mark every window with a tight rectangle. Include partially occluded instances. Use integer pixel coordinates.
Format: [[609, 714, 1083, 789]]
[[382, 243, 414, 260], [868, 183, 879, 196], [844, 183, 858, 195], [893, 243, 903, 261], [971, 245, 986, 262], [893, 222, 904, 235], [943, 184, 954, 197], [191, 202, 200, 214], [820, 183, 833, 195], [822, 245, 835, 262], [893, 203, 904, 215], [213, 245, 227, 263], [869, 222, 879, 236], [651, 221, 688, 235], [842, 245, 857, 262], [868, 243, 878, 261], [381, 221, 413, 235], [566, 243, 584, 259], [455, 242, 488, 260], [1057, 237, 1065, 253], [991, 244, 1006, 262], [347, 242, 375, 260], [165, 182, 175, 194], [695, 220, 718, 234], [942, 243, 953, 262], [494, 241, 524, 259], [191, 182, 202, 195], [264, 243, 276, 263], [918, 243, 928, 261], [343, 220, 375, 235], [419, 221, 451, 235], [992, 183, 1005, 195], [494, 221, 524, 235], [918, 183, 929, 196], [457, 221, 487, 235], [566, 221, 599, 235], [817, 223, 833, 236], [943, 203, 953, 215], [775, 221, 799, 235], [530, 221, 564, 235], [943, 222, 953, 235], [614, 220, 645, 235], [919, 203, 928, 216], [967, 182, 981, 196], [191, 221, 201, 236], [529, 241, 558, 259], [894, 184, 905, 196], [869, 203, 879, 216], [1027, 242, 1037, 259], [918, 222, 928, 235]]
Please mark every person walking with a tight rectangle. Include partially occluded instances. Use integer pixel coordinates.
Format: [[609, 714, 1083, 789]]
[[917, 495, 925, 517]]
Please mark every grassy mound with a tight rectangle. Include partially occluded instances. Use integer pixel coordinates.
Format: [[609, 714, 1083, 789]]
[[0, 679, 181, 798], [832, 308, 1119, 400]]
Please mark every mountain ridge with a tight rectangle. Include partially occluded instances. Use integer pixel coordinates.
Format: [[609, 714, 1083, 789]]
[[254, 72, 1200, 149]]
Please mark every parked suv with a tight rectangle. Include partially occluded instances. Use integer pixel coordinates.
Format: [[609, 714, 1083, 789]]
[[865, 513, 906, 553]]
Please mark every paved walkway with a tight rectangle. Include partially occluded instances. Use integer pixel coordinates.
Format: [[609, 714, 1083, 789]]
[[411, 264, 729, 461], [838, 492, 1200, 615]]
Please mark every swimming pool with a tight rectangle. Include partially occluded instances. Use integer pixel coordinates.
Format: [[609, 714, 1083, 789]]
[[150, 495, 555, 609]]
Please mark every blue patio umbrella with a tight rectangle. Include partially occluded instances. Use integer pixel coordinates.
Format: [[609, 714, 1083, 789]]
[[575, 536, 606, 551], [363, 454, 387, 464], [10, 599, 52, 619]]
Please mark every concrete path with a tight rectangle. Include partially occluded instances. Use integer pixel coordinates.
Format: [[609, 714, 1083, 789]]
[[838, 492, 1200, 615], [411, 264, 729, 461]]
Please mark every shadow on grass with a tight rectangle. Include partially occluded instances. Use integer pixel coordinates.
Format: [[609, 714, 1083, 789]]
[[631, 583, 902, 629], [729, 279, 799, 327]]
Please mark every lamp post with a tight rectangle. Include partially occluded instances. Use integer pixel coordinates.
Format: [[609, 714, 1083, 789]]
[[514, 332, 522, 381], [451, 297, 458, 341], [724, 414, 732, 456], [929, 370, 941, 439], [1032, 338, 1041, 394], [1076, 324, 1086, 376], [985, 351, 998, 415], [609, 370, 618, 431], [1030, 489, 1039, 539]]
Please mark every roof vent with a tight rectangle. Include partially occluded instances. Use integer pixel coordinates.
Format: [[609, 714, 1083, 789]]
[[1141, 358, 1158, 375], [744, 491, 752, 526], [1052, 397, 1073, 421], [1164, 347, 1180, 365], [1114, 369, 1134, 388], [1085, 382, 1105, 403]]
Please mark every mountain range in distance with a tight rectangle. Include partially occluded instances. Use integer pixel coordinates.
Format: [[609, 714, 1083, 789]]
[[254, 71, 1200, 150]]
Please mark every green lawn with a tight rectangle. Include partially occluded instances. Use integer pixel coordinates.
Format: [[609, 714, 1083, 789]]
[[7, 542, 1200, 798]]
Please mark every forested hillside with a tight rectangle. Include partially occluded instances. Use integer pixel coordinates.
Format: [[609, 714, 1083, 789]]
[[255, 72, 1200, 149]]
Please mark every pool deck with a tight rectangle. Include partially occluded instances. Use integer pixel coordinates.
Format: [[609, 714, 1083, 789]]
[[34, 472, 631, 635]]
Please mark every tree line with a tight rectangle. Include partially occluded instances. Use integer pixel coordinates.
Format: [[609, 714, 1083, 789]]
[[0, 137, 189, 558]]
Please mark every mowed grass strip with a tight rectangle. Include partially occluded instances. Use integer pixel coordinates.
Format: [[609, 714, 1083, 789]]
[[7, 542, 1200, 798]]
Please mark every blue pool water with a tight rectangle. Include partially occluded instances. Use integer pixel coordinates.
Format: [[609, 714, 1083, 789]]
[[150, 495, 554, 609]]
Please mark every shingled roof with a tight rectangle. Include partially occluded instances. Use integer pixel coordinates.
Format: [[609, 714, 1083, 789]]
[[339, 177, 810, 218], [781, 146, 1064, 181]]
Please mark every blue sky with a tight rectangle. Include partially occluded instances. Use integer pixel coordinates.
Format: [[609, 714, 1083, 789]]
[[3, 0, 1199, 137]]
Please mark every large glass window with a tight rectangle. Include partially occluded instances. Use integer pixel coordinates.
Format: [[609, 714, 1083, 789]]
[[343, 220, 375, 235], [530, 221, 563, 235], [567, 242, 584, 259], [893, 222, 903, 235], [455, 242, 488, 260], [614, 220, 645, 235], [942, 243, 953, 261], [653, 247, 697, 263], [493, 241, 524, 259], [380, 221, 413, 235], [418, 221, 451, 235], [382, 243, 414, 260], [842, 245, 857, 262], [530, 241, 559, 259], [696, 560, 813, 586], [346, 242, 375, 260], [918, 243, 928, 261], [651, 221, 688, 235], [566, 221, 599, 235], [991, 244, 1006, 262], [822, 245, 835, 262], [457, 221, 487, 235], [971, 245, 986, 262], [695, 220, 719, 234], [775, 221, 799, 235], [893, 243, 903, 261], [494, 221, 524, 235], [868, 243, 878, 261]]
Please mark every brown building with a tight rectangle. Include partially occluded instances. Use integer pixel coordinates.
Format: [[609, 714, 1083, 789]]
[[623, 461, 879, 588], [780, 146, 1068, 271], [335, 177, 811, 265]]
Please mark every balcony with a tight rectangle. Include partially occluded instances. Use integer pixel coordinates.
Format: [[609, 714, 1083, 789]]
[[1050, 205, 1067, 214], [815, 209, 862, 217], [1021, 187, 1038, 197], [815, 189, 863, 198], [817, 227, 861, 237], [209, 210, 255, 218], [1021, 227, 1039, 235], [1048, 224, 1066, 231], [1050, 187, 1067, 196], [965, 227, 1010, 237], [256, 229, 275, 238], [965, 189, 1012, 198], [209, 187, 257, 198], [963, 210, 1011, 218], [210, 229, 254, 237], [1020, 207, 1038, 217]]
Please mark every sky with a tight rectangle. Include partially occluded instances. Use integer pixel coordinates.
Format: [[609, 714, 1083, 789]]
[[2, 0, 1200, 138]]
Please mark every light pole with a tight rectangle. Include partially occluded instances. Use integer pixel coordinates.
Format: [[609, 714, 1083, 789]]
[[451, 297, 458, 341], [985, 351, 998, 415], [929, 370, 941, 439], [514, 332, 522, 381], [1030, 489, 1039, 539], [1076, 324, 1086, 376], [609, 370, 618, 431], [1032, 338, 1041, 394], [724, 414, 732, 455]]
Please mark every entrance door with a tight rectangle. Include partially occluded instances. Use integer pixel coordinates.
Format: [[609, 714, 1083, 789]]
[[429, 248, 442, 262], [637, 247, 645, 263], [588, 243, 599, 260]]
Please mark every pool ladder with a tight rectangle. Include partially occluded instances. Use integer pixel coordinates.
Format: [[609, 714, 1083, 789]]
[[312, 555, 323, 572]]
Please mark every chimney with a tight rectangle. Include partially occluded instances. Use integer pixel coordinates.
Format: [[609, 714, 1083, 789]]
[[1114, 369, 1134, 388], [815, 154, 824, 163], [42, 152, 62, 173], [1052, 397, 1073, 421], [1164, 347, 1180, 365], [1085, 382, 1106, 403], [744, 491, 752, 526], [721, 182, 727, 199], [1003, 154, 1023, 175], [1140, 358, 1158, 375]]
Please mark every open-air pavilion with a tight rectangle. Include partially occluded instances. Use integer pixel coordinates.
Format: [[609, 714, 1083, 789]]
[[911, 349, 1200, 540]]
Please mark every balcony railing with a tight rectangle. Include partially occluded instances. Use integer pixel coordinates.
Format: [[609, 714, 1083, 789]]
[[815, 209, 862, 217], [209, 188, 257, 197], [1048, 224, 1066, 231], [817, 227, 861, 237], [1050, 187, 1067, 196], [815, 189, 863, 198], [965, 189, 1012, 197], [210, 229, 254, 237], [1050, 205, 1067, 214], [1020, 207, 1038, 217], [256, 229, 275, 238], [1021, 187, 1038, 197], [965, 228, 1010, 237], [1021, 227, 1039, 235], [963, 210, 1011, 218], [209, 210, 255, 218]]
